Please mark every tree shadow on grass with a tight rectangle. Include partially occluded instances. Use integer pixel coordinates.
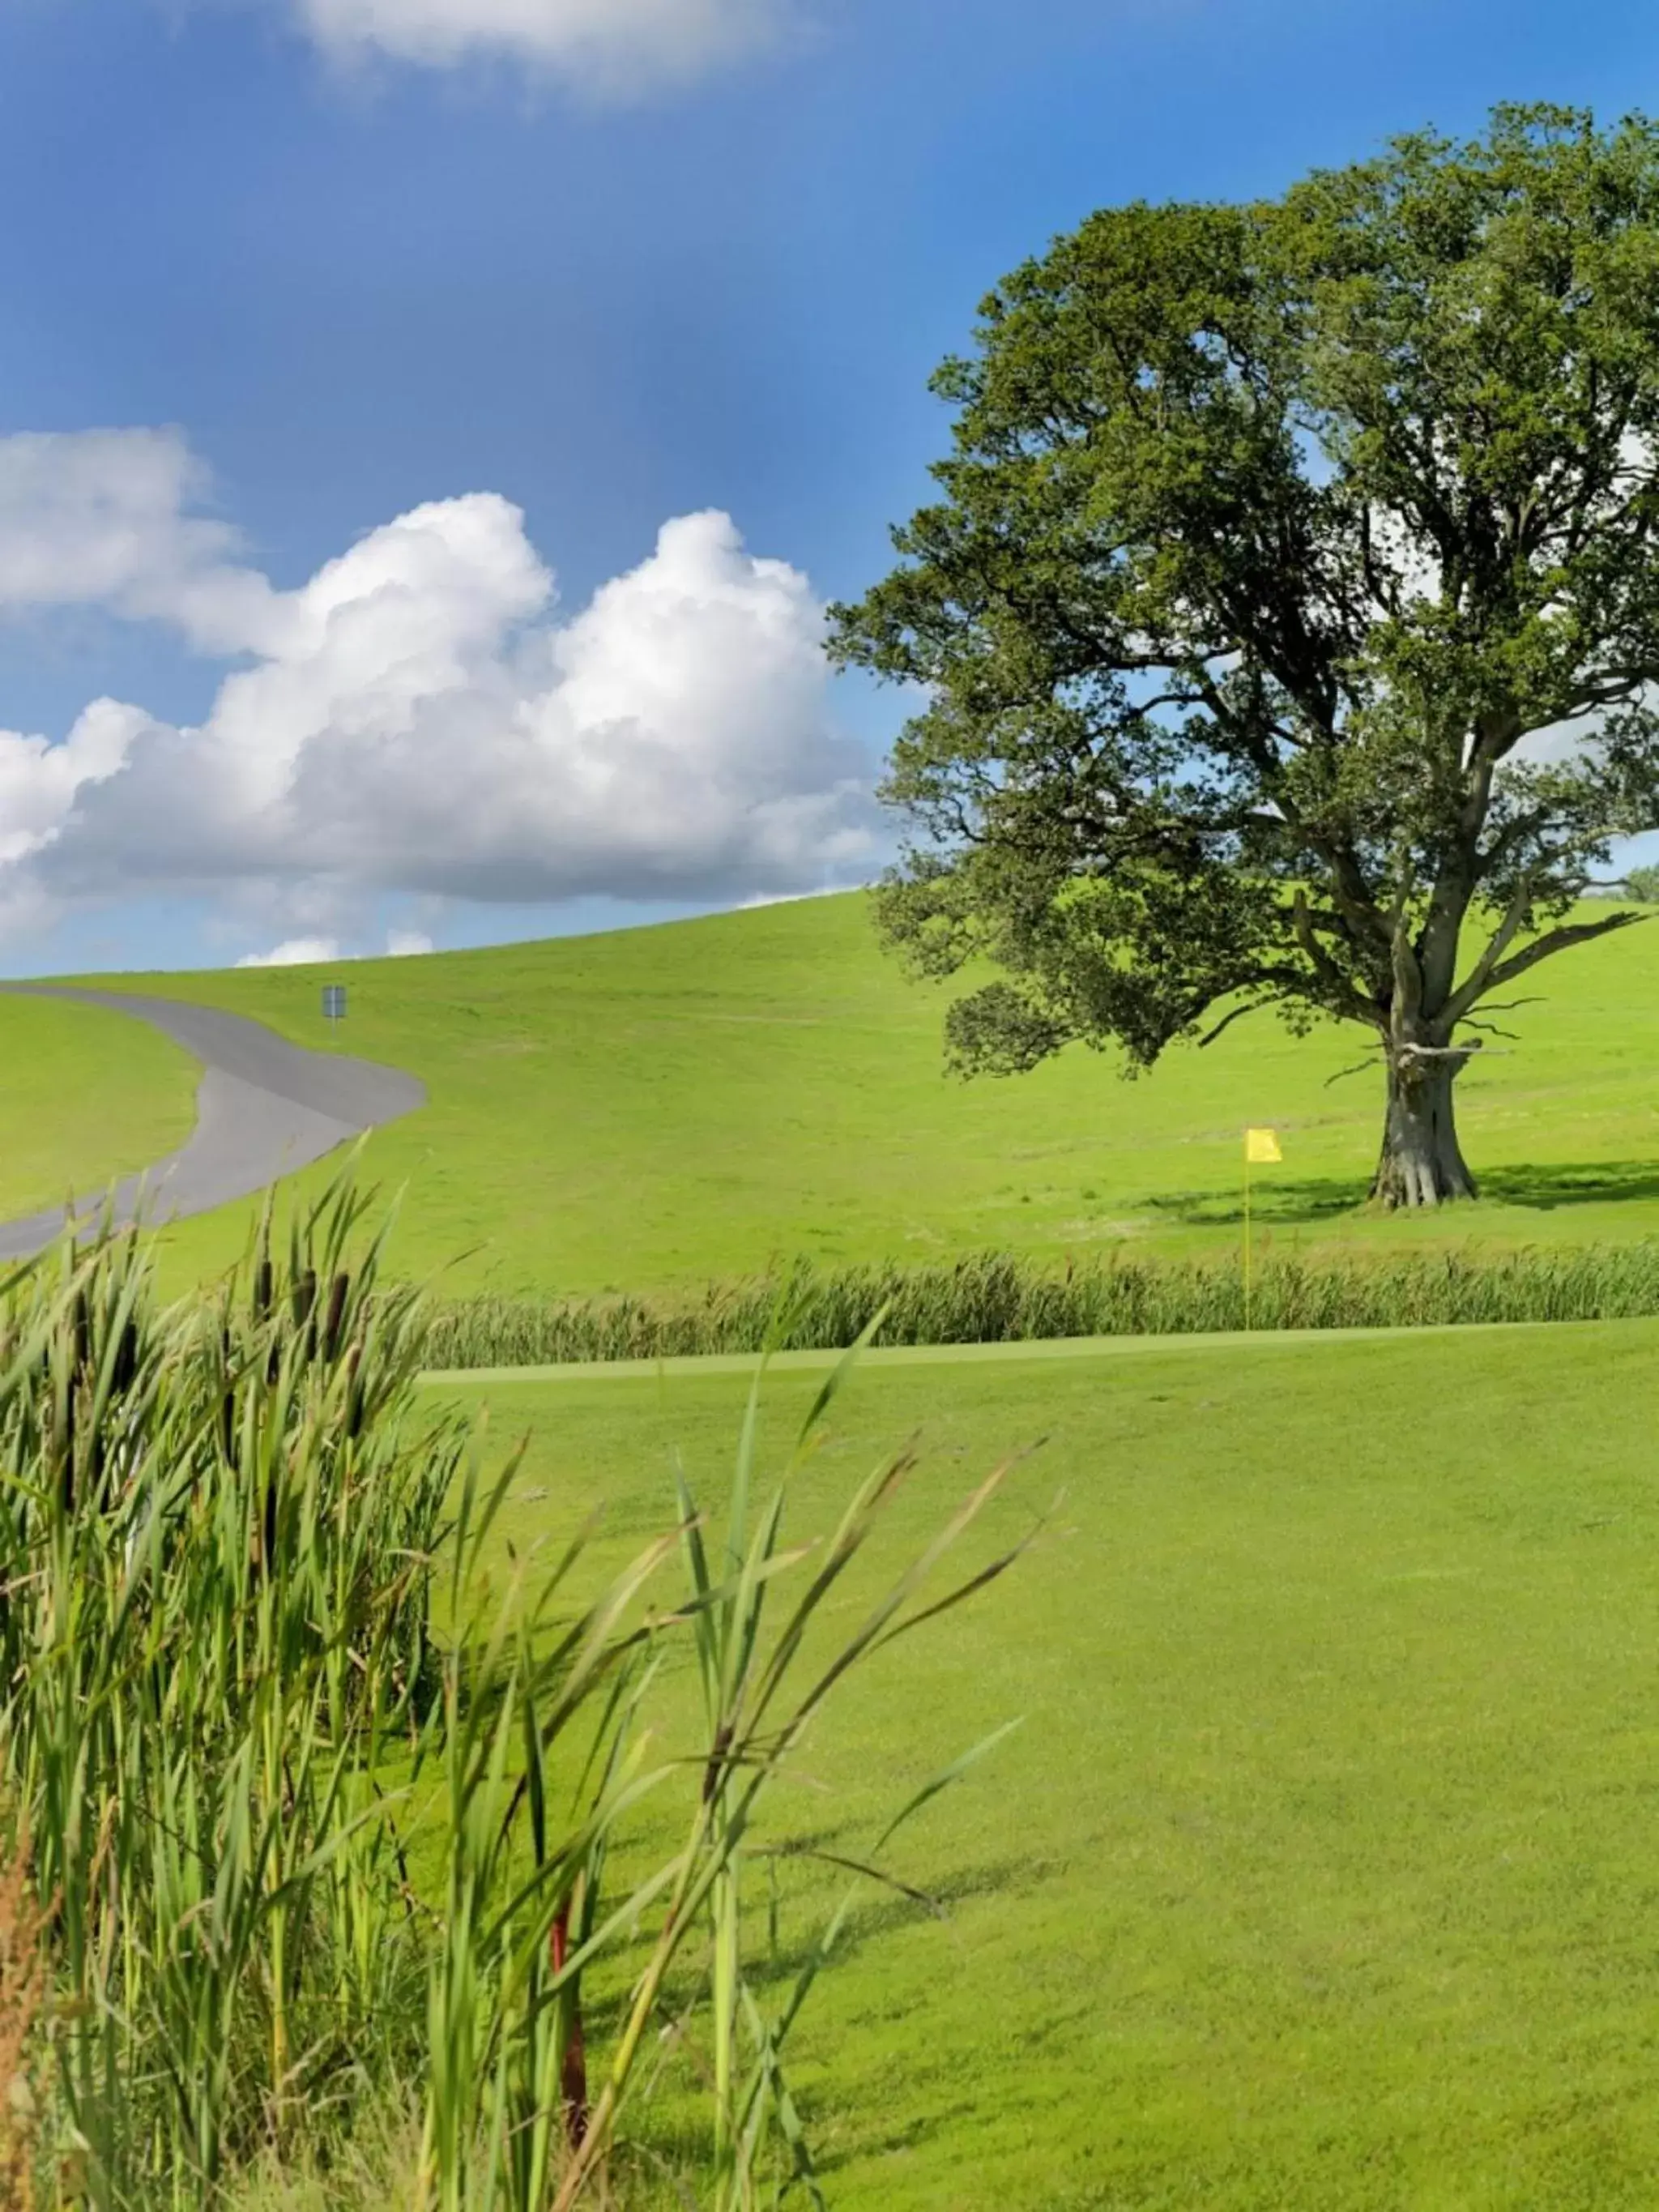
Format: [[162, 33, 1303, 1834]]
[[1144, 1176, 1368, 1228], [1145, 1157, 1659, 1228], [1473, 1159, 1659, 1211]]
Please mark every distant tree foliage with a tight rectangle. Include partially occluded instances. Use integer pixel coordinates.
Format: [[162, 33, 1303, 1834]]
[[1624, 864, 1659, 903], [831, 105, 1659, 1206]]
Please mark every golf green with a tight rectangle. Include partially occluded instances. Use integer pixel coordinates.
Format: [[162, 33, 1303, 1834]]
[[435, 1320, 1659, 2208]]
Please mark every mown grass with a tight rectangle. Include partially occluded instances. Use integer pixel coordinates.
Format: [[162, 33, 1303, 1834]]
[[14, 890, 1659, 1300], [441, 1321, 1659, 2209], [422, 1241, 1659, 1364], [0, 992, 197, 1221]]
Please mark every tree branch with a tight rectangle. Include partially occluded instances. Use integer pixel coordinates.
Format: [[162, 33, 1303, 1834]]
[[1388, 882, 1423, 1039], [1292, 886, 1384, 1024], [1478, 909, 1648, 1000], [1197, 996, 1279, 1048], [1440, 873, 1535, 1030]]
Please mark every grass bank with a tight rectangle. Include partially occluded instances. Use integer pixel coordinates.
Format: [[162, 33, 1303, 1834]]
[[443, 1318, 1659, 2209], [421, 1241, 1659, 1365], [15, 890, 1659, 1297], [0, 990, 197, 1219]]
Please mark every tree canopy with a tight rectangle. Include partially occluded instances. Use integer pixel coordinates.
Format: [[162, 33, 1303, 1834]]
[[830, 105, 1659, 1205]]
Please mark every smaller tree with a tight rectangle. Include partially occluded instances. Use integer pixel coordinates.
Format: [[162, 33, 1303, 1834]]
[[830, 105, 1659, 1206], [1624, 863, 1659, 903]]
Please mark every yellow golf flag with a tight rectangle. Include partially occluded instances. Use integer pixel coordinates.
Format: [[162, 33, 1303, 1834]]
[[1244, 1127, 1282, 1164]]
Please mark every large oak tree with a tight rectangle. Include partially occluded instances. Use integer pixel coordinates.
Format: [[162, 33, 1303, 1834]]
[[830, 106, 1659, 1206]]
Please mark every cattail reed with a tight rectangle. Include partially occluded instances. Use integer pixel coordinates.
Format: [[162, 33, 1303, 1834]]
[[0, 1173, 1013, 2208], [0, 1826, 45, 2212], [420, 1241, 1659, 1368]]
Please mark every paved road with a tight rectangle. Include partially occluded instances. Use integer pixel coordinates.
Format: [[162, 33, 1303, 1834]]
[[0, 985, 426, 1261]]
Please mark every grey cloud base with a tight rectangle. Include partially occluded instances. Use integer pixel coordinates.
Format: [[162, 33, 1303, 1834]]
[[0, 987, 426, 1262]]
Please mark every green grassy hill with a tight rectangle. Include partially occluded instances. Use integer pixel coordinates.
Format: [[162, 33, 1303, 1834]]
[[0, 990, 198, 1224], [9, 890, 1659, 1295]]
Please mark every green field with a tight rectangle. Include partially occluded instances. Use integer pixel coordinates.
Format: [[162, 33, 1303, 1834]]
[[441, 1322, 1659, 2209], [7, 890, 1659, 1294], [9, 911, 1659, 2205], [0, 989, 198, 1223]]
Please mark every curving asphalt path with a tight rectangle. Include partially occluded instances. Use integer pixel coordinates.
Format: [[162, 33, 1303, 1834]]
[[0, 985, 426, 1262]]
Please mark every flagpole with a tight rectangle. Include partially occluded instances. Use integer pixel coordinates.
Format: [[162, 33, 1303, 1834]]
[[1243, 1155, 1252, 1333]]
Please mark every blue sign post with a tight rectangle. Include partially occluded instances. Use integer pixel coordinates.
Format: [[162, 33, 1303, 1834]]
[[322, 984, 347, 1024]]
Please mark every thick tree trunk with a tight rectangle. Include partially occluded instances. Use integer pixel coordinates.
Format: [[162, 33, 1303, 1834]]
[[1371, 1050, 1478, 1208]]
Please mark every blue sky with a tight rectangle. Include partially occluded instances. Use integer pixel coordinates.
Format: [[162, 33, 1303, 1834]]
[[0, 0, 1657, 975]]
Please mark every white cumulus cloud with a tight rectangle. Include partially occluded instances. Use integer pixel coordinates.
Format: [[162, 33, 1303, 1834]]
[[0, 701, 139, 868], [237, 937, 343, 967], [238, 928, 435, 964], [0, 429, 278, 654], [289, 0, 789, 92], [0, 431, 876, 946]]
